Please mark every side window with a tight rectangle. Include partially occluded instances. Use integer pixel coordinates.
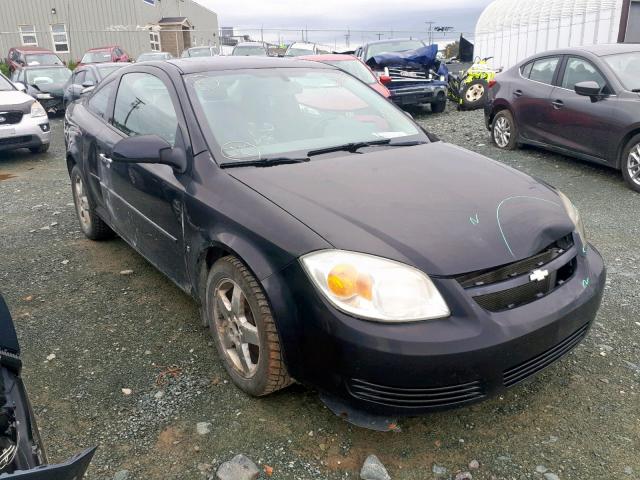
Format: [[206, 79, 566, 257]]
[[87, 81, 116, 119], [561, 57, 607, 91], [74, 70, 86, 85], [520, 61, 533, 78], [529, 57, 559, 85], [112, 73, 178, 146], [84, 69, 96, 85]]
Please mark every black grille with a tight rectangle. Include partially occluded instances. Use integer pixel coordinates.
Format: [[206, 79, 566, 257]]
[[348, 378, 485, 409], [503, 323, 589, 387], [0, 111, 23, 125], [0, 135, 32, 146]]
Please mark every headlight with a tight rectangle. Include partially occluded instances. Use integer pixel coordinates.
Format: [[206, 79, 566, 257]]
[[30, 101, 47, 118], [300, 250, 450, 322], [558, 191, 587, 246]]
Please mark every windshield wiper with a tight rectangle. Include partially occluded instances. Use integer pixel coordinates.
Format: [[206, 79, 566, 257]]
[[219, 157, 310, 168], [307, 139, 427, 157]]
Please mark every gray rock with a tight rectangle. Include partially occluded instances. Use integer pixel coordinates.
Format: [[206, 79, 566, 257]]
[[216, 454, 260, 480], [468, 460, 480, 469], [360, 454, 390, 480], [543, 473, 560, 480], [536, 465, 548, 473], [432, 464, 448, 476], [113, 470, 130, 480], [455, 472, 473, 480], [624, 467, 633, 475], [196, 421, 211, 435]]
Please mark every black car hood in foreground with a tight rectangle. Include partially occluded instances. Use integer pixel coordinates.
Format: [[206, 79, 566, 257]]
[[229, 142, 575, 276]]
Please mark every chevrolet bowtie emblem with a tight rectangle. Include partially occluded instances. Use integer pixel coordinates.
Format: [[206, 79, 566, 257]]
[[530, 269, 549, 282]]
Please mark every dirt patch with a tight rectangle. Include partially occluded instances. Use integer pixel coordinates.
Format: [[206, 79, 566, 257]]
[[0, 173, 16, 181]]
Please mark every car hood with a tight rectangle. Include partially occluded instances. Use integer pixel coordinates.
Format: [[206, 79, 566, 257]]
[[30, 82, 66, 96], [228, 142, 575, 276], [0, 90, 34, 111]]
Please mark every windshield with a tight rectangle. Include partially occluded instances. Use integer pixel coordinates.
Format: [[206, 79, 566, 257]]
[[366, 40, 424, 60], [25, 68, 71, 85], [97, 65, 123, 78], [233, 46, 267, 56], [326, 59, 376, 84], [81, 51, 112, 63], [603, 51, 640, 91], [185, 68, 422, 162], [187, 48, 214, 57], [24, 53, 63, 66], [285, 46, 315, 57], [0, 75, 14, 91]]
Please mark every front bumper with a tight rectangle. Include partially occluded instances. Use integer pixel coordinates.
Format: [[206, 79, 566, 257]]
[[264, 243, 605, 415], [389, 83, 447, 106], [0, 114, 50, 152], [35, 94, 64, 113]]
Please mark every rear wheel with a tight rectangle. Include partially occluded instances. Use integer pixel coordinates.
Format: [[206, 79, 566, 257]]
[[491, 110, 519, 150], [70, 165, 113, 240], [205, 255, 292, 396], [460, 79, 488, 110], [621, 134, 640, 193]]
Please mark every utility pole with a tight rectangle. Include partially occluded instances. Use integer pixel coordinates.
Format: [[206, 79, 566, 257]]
[[344, 28, 350, 48], [425, 21, 434, 44], [261, 24, 264, 44], [376, 33, 383, 40]]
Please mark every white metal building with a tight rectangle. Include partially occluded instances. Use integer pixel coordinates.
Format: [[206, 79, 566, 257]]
[[475, 0, 640, 69]]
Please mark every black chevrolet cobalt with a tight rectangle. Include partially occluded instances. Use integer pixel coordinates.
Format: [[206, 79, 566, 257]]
[[64, 57, 605, 415]]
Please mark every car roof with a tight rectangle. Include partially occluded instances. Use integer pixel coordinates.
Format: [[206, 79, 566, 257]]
[[234, 42, 266, 47], [78, 62, 122, 69], [86, 46, 118, 52], [527, 43, 640, 59], [298, 54, 356, 62], [165, 56, 330, 74], [14, 46, 56, 54]]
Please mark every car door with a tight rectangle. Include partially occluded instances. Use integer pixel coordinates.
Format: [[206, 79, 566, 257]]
[[544, 56, 614, 162], [105, 68, 189, 286], [511, 56, 561, 142]]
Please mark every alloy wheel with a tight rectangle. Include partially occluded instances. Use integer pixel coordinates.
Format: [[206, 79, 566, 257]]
[[494, 116, 511, 148], [73, 175, 91, 230], [627, 143, 640, 186], [465, 84, 485, 102], [211, 278, 260, 378]]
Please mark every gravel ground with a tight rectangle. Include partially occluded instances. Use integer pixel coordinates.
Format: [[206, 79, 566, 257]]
[[0, 107, 638, 480]]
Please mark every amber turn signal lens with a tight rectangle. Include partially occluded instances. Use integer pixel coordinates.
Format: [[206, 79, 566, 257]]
[[327, 264, 358, 298]]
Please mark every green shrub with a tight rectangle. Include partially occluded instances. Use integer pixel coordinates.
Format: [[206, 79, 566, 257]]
[[0, 62, 9, 78], [67, 60, 77, 71]]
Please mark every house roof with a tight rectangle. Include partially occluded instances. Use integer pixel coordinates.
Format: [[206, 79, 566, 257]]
[[158, 17, 190, 25]]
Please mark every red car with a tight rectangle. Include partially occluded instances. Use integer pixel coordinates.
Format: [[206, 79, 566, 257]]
[[299, 54, 391, 98], [78, 46, 130, 67], [7, 46, 63, 73]]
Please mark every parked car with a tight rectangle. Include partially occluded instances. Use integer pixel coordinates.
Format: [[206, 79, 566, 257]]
[[299, 54, 391, 98], [6, 46, 63, 73], [0, 294, 96, 478], [181, 46, 219, 58], [63, 62, 125, 107], [137, 51, 173, 62], [64, 58, 605, 417], [485, 43, 640, 192], [284, 42, 332, 57], [11, 65, 71, 113], [0, 73, 50, 153], [355, 39, 448, 112], [231, 42, 269, 57], [78, 46, 130, 66]]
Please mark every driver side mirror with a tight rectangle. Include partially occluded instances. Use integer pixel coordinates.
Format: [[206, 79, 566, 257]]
[[112, 135, 187, 173], [13, 82, 26, 92], [574, 81, 604, 102], [80, 86, 95, 95], [82, 81, 95, 88]]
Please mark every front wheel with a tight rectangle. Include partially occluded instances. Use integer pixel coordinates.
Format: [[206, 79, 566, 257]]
[[491, 110, 519, 150], [430, 100, 447, 114], [29, 143, 49, 154], [621, 134, 640, 193], [205, 255, 292, 396]]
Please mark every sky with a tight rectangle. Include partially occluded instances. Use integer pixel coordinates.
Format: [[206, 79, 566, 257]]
[[197, 0, 494, 49]]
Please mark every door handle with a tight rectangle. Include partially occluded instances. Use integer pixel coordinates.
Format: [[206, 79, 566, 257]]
[[99, 153, 112, 167], [551, 100, 564, 109], [513, 89, 523, 97]]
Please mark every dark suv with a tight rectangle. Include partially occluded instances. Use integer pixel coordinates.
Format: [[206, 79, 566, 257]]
[[485, 43, 640, 192]]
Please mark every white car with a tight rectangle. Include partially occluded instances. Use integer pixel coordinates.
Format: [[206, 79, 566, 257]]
[[0, 73, 50, 154], [284, 42, 332, 57]]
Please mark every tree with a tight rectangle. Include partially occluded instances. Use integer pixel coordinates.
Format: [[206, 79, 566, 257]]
[[444, 40, 459, 59]]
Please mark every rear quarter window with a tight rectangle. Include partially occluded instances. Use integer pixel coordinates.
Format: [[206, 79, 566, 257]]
[[528, 57, 560, 85]]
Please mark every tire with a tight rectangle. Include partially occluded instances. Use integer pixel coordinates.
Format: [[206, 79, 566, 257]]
[[205, 255, 292, 396], [491, 110, 519, 151], [29, 143, 49, 154], [70, 164, 113, 240], [430, 100, 447, 114], [460, 79, 488, 110], [621, 134, 640, 193]]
